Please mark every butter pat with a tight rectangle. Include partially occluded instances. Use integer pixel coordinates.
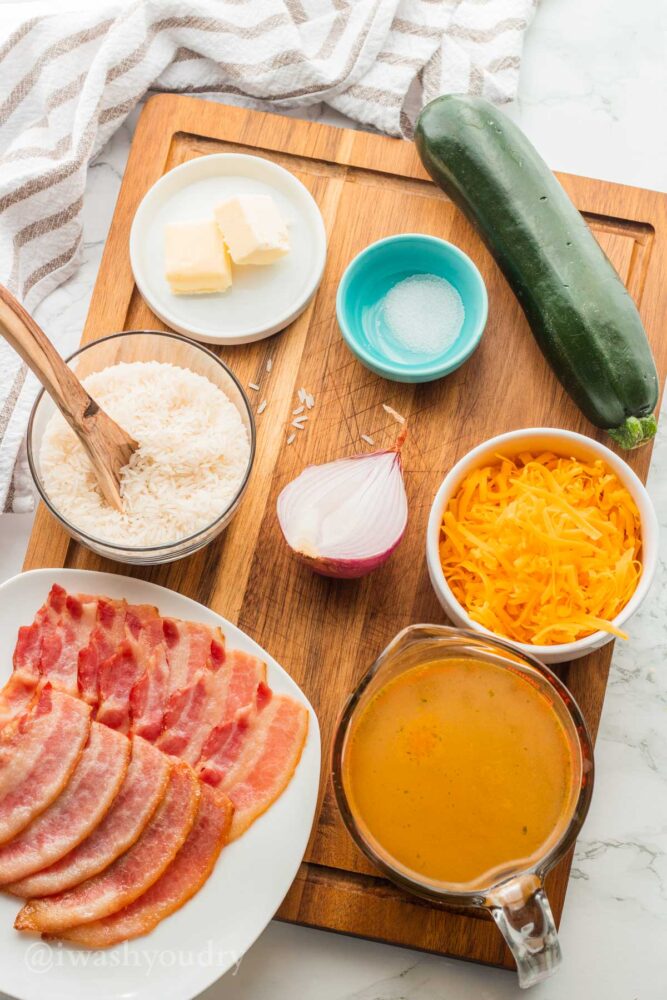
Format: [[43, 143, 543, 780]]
[[215, 195, 289, 266], [165, 220, 232, 294]]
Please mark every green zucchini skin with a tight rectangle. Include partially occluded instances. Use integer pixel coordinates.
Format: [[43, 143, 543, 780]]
[[415, 95, 658, 448]]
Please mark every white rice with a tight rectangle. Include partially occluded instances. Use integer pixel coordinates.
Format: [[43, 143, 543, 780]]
[[39, 361, 251, 547], [382, 403, 405, 425]]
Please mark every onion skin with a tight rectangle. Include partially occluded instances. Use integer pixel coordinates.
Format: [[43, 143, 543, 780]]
[[291, 530, 406, 579]]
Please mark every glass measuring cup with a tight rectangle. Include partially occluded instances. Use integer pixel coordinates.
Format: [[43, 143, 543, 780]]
[[331, 625, 594, 989]]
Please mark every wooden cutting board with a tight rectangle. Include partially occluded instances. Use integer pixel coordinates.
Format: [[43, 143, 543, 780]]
[[23, 95, 667, 970]]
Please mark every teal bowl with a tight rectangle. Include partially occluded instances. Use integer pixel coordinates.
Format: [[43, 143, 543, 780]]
[[336, 234, 488, 383]]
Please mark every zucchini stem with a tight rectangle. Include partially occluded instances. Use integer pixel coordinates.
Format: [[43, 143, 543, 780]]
[[607, 414, 658, 450]]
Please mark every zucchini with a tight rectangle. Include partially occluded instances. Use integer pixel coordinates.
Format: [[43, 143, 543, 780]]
[[415, 95, 658, 449]]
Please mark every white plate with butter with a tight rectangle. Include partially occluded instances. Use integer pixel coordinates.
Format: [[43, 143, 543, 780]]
[[130, 153, 327, 344]]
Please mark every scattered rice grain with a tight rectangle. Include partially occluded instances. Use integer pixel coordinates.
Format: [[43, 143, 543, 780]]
[[292, 406, 305, 416], [287, 433, 296, 445], [266, 358, 273, 373], [248, 382, 260, 391], [361, 434, 374, 446], [382, 403, 405, 425], [257, 400, 267, 414]]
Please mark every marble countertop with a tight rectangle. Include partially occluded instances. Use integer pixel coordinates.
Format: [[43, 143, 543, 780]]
[[0, 0, 666, 998]]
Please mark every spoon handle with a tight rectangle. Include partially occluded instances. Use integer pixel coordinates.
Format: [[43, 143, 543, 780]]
[[0, 284, 95, 427], [0, 284, 136, 512]]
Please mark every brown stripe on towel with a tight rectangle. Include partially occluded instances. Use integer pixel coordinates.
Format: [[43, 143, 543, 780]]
[[106, 13, 292, 86], [22, 234, 82, 299], [114, 4, 349, 86], [0, 19, 114, 124], [448, 18, 528, 44], [285, 0, 308, 25], [15, 196, 84, 249], [393, 19, 443, 40], [0, 16, 40, 62], [346, 84, 403, 106], [487, 55, 521, 73], [399, 108, 413, 138], [7, 197, 83, 291], [0, 366, 28, 450], [99, 98, 139, 126], [424, 42, 442, 92], [469, 65, 484, 96], [172, 46, 200, 64], [4, 480, 15, 515], [156, 0, 380, 102], [167, 46, 304, 78], [1, 135, 72, 167], [46, 72, 89, 113], [0, 17, 42, 59], [0, 108, 98, 215], [376, 51, 425, 71]]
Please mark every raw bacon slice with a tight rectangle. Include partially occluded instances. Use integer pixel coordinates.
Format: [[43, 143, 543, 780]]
[[125, 604, 166, 663], [129, 647, 170, 742], [157, 650, 266, 763], [96, 641, 143, 734], [0, 694, 50, 802], [0, 586, 89, 725], [162, 618, 225, 693], [96, 604, 167, 735], [0, 698, 47, 802], [50, 786, 233, 947], [39, 586, 97, 696], [155, 675, 211, 759], [13, 623, 43, 680], [196, 673, 272, 785], [0, 689, 91, 845], [0, 624, 43, 725], [77, 598, 127, 706], [16, 761, 200, 933], [10, 737, 171, 898], [0, 678, 37, 731], [130, 618, 226, 748], [0, 722, 130, 884], [200, 695, 308, 840]]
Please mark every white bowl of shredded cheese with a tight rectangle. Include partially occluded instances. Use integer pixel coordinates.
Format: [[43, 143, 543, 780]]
[[27, 331, 255, 564], [426, 427, 658, 664]]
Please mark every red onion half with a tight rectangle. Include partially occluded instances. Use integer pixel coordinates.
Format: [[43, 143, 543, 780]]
[[276, 432, 408, 579]]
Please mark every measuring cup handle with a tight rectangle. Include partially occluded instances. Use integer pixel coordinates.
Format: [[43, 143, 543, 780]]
[[487, 874, 561, 989]]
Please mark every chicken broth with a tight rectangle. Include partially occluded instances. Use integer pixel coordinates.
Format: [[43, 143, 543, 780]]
[[342, 656, 579, 889]]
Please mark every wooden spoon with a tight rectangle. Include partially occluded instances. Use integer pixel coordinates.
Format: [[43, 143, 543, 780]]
[[0, 284, 137, 512]]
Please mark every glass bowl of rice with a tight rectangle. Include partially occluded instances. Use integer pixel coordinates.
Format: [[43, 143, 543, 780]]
[[27, 330, 256, 565]]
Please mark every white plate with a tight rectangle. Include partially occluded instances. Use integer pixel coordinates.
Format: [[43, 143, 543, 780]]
[[0, 569, 320, 1000], [130, 153, 327, 344]]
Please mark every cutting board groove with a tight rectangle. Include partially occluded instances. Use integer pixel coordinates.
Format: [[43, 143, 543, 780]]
[[23, 95, 667, 970]]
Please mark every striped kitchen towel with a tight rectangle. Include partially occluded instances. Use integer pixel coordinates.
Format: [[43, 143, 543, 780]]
[[0, 0, 537, 512]]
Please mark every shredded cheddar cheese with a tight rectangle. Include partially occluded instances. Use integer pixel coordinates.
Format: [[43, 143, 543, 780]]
[[439, 451, 642, 646]]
